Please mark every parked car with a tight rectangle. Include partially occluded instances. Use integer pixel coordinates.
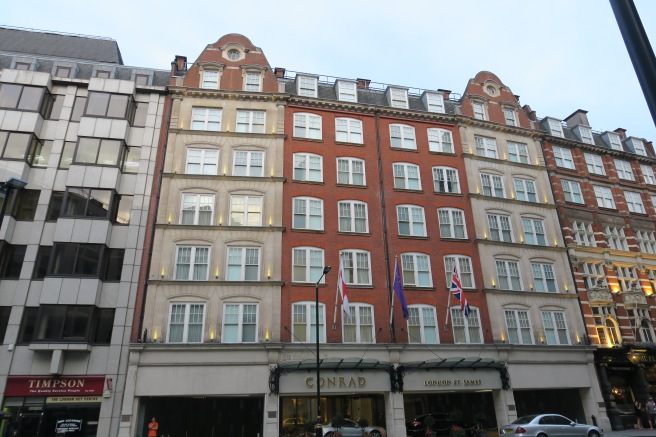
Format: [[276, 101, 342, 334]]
[[321, 418, 386, 437], [499, 414, 602, 437], [406, 413, 472, 437]]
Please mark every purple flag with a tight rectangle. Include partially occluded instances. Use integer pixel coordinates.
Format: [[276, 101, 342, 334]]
[[394, 258, 409, 320]]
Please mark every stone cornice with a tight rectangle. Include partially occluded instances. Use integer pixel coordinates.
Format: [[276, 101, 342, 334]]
[[476, 238, 566, 252], [162, 172, 286, 183], [167, 128, 287, 140], [168, 86, 289, 103], [468, 193, 558, 210], [155, 223, 286, 232], [542, 133, 656, 165]]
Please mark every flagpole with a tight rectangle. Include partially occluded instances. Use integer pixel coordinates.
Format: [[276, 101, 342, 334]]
[[333, 256, 341, 330], [389, 256, 397, 332], [444, 262, 455, 331]]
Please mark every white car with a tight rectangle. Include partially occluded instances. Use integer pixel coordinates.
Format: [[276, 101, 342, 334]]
[[321, 418, 386, 437]]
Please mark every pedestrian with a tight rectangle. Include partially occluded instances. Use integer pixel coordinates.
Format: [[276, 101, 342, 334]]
[[148, 417, 159, 437], [635, 400, 644, 429], [647, 398, 656, 429]]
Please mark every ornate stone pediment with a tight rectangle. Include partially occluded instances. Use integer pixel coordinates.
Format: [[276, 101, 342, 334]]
[[588, 287, 613, 303], [623, 291, 648, 306]]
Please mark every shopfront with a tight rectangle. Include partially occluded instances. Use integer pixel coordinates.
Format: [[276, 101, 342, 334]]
[[0, 376, 105, 437]]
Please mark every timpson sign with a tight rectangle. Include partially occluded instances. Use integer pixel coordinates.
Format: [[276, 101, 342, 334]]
[[5, 376, 106, 396]]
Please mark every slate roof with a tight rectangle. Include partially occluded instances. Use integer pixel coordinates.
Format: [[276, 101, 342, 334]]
[[0, 26, 123, 64]]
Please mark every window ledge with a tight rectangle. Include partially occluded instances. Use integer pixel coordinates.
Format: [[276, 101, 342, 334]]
[[292, 136, 323, 143], [433, 191, 463, 197], [290, 228, 325, 234], [393, 188, 424, 194], [337, 231, 370, 236], [336, 183, 368, 189], [429, 151, 457, 157], [292, 180, 324, 185], [398, 235, 429, 240], [29, 342, 92, 352], [440, 237, 471, 242], [335, 140, 365, 147], [390, 147, 419, 153]]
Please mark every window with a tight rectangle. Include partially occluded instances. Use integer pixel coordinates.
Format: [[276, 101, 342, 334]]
[[389, 88, 408, 109], [480, 173, 505, 198], [17, 306, 114, 344], [571, 221, 596, 247], [191, 107, 221, 131], [0, 83, 51, 116], [335, 118, 363, 143], [393, 163, 421, 190], [175, 246, 209, 280], [294, 113, 322, 139], [427, 128, 453, 153], [337, 157, 365, 186], [576, 126, 594, 144], [505, 310, 533, 344], [585, 153, 606, 175], [167, 303, 205, 343], [444, 256, 474, 288], [523, 218, 546, 246], [397, 205, 426, 237], [401, 253, 432, 287], [230, 195, 262, 226], [531, 262, 557, 292], [607, 132, 623, 150], [338, 200, 368, 233], [201, 70, 219, 89], [223, 303, 258, 343], [94, 69, 112, 79], [513, 178, 537, 202], [636, 230, 656, 254], [503, 108, 517, 126], [61, 188, 117, 220], [472, 102, 486, 120], [641, 165, 656, 185], [33, 246, 52, 279], [121, 146, 140, 174], [487, 214, 513, 242], [542, 311, 569, 345], [507, 142, 529, 164], [340, 250, 371, 285], [407, 305, 438, 343], [292, 302, 325, 343], [592, 306, 620, 346], [438, 208, 466, 239], [424, 93, 444, 113], [0, 131, 39, 160], [631, 138, 647, 156], [48, 95, 65, 120], [56, 142, 75, 169], [0, 306, 10, 343], [132, 101, 149, 127], [337, 81, 357, 102], [581, 262, 606, 289], [186, 149, 218, 175], [629, 308, 654, 342], [85, 92, 135, 121], [561, 180, 583, 203], [50, 243, 123, 280], [617, 265, 640, 292], [615, 160, 635, 181], [236, 110, 265, 133], [11, 189, 39, 220], [0, 243, 26, 278], [28, 139, 52, 167], [475, 136, 498, 158], [75, 137, 123, 166], [594, 186, 615, 209], [605, 225, 628, 251], [496, 260, 522, 290], [293, 153, 323, 182], [233, 150, 264, 176], [343, 304, 374, 343], [451, 307, 482, 343], [180, 194, 214, 225], [390, 124, 416, 149], [547, 119, 564, 137], [297, 76, 318, 98], [227, 49, 240, 61], [293, 197, 323, 230], [625, 190, 645, 213], [292, 247, 325, 283], [553, 146, 574, 169], [226, 247, 260, 281], [244, 72, 261, 92], [432, 167, 460, 194], [134, 74, 150, 86]]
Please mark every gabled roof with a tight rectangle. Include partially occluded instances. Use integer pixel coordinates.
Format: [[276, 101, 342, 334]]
[[0, 26, 123, 65]]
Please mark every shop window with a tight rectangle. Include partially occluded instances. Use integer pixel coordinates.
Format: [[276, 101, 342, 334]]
[[17, 305, 114, 344], [292, 302, 325, 342], [85, 91, 136, 122], [0, 242, 26, 279]]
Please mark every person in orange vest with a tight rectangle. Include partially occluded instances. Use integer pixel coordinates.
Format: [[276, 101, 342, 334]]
[[148, 417, 159, 437]]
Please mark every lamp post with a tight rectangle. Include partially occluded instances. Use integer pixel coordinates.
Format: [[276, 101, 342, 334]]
[[315, 265, 331, 437], [0, 178, 27, 233]]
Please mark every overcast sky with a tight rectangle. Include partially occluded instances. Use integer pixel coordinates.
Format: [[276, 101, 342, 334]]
[[5, 0, 656, 140]]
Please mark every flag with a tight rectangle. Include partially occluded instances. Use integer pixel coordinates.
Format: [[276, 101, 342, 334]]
[[450, 261, 470, 317], [393, 258, 408, 320], [338, 262, 349, 314]]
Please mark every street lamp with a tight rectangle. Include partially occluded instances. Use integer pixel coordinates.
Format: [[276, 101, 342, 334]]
[[315, 265, 331, 437], [0, 178, 27, 233]]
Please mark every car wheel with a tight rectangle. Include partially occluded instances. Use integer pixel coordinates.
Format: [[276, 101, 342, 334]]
[[588, 431, 600, 437], [537, 433, 548, 437], [369, 432, 381, 437]]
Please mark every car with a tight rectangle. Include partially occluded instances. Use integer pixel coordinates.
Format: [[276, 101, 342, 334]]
[[499, 414, 603, 437], [406, 413, 472, 437], [320, 418, 386, 437]]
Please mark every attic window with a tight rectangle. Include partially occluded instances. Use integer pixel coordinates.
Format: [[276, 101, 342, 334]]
[[96, 70, 111, 79], [486, 85, 496, 96], [55, 66, 72, 78], [227, 49, 240, 61]]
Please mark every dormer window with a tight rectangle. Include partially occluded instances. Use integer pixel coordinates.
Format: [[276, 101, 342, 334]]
[[337, 81, 357, 102], [605, 132, 623, 150], [547, 119, 564, 138], [575, 125, 594, 145], [388, 88, 408, 109], [472, 101, 486, 120], [297, 75, 318, 98], [423, 92, 444, 113], [630, 138, 647, 156]]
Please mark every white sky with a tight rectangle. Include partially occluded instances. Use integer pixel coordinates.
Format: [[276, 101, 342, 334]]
[[5, 0, 656, 140]]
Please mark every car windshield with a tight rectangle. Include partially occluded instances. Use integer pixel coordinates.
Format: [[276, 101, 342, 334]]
[[512, 415, 539, 424]]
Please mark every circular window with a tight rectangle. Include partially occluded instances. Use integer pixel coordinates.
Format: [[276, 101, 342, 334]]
[[227, 49, 240, 61], [486, 85, 496, 96]]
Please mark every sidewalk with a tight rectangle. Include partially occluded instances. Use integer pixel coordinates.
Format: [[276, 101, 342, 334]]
[[604, 429, 656, 437]]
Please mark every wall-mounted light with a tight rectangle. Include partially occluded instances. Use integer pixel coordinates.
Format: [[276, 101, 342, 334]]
[[491, 279, 496, 288], [215, 267, 220, 279], [152, 328, 159, 342], [265, 330, 270, 342], [161, 267, 165, 278], [210, 330, 215, 341]]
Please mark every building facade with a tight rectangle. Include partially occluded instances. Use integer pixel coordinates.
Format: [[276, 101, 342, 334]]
[[541, 109, 656, 430], [0, 27, 167, 437]]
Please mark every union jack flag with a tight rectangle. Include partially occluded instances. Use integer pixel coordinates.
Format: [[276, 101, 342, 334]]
[[450, 261, 470, 317]]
